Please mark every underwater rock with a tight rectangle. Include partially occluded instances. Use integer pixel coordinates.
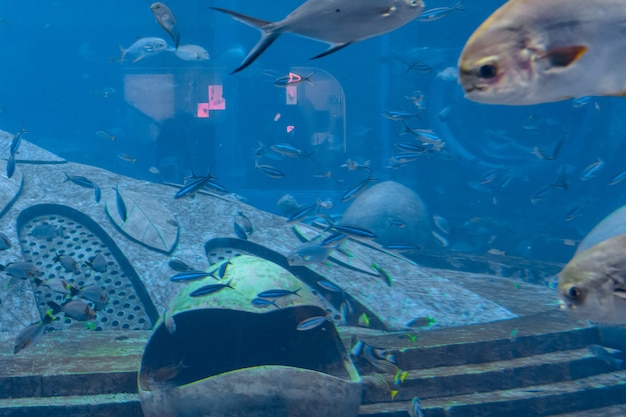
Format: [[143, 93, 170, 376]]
[[276, 194, 300, 216], [576, 205, 626, 254], [341, 181, 431, 248]]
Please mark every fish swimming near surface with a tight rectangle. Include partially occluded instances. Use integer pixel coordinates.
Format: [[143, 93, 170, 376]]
[[151, 2, 180, 48], [458, 0, 626, 105], [558, 233, 626, 324], [212, 0, 424, 73]]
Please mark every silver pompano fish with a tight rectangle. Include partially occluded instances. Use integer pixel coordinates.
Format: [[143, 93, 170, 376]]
[[120, 37, 169, 63], [212, 0, 424, 73], [150, 2, 180, 47], [558, 233, 626, 324], [458, 0, 626, 105]]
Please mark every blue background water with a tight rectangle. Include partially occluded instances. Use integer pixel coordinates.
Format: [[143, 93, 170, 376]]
[[0, 0, 623, 264]]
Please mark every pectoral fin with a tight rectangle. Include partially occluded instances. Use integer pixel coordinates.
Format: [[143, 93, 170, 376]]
[[614, 289, 626, 299], [311, 42, 352, 60], [539, 45, 588, 68]]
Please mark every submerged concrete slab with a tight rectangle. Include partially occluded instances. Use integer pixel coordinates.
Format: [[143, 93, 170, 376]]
[[0, 131, 564, 347]]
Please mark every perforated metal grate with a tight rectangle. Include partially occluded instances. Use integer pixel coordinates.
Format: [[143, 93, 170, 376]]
[[19, 213, 154, 331]]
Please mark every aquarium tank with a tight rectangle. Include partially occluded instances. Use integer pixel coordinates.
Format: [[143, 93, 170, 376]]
[[0, 0, 625, 416]]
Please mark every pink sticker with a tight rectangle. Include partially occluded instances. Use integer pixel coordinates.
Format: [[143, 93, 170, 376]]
[[209, 85, 226, 110], [197, 103, 209, 118]]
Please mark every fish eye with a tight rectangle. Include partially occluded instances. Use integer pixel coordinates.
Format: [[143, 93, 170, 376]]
[[567, 286, 582, 300], [478, 63, 498, 79]]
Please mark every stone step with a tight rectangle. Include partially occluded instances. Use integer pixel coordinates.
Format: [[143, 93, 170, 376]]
[[361, 347, 622, 403], [358, 370, 626, 417], [0, 330, 148, 399], [548, 403, 626, 417], [0, 393, 142, 417], [345, 310, 600, 372]]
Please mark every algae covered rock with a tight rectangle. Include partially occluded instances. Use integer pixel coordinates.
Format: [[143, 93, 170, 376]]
[[341, 180, 431, 248]]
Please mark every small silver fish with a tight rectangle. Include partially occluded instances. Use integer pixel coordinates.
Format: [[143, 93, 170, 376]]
[[119, 37, 168, 63], [416, 0, 463, 22], [118, 153, 137, 164], [174, 44, 210, 61], [287, 241, 333, 266]]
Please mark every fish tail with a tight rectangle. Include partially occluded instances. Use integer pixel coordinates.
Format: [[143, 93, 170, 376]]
[[294, 288, 302, 297], [211, 7, 281, 73], [118, 44, 127, 62], [63, 172, 71, 183], [47, 301, 63, 315]]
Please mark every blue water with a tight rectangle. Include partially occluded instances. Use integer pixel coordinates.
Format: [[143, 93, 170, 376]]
[[0, 0, 623, 264]]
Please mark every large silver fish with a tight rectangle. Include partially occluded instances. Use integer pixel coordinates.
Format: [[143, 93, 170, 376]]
[[458, 0, 626, 105], [558, 233, 626, 324], [212, 0, 424, 73]]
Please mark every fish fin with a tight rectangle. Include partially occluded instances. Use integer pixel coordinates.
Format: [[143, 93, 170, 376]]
[[311, 42, 352, 60], [174, 31, 181, 49], [47, 301, 63, 315], [211, 7, 280, 73], [614, 291, 626, 299], [540, 45, 588, 68], [211, 7, 273, 29], [233, 30, 281, 73]]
